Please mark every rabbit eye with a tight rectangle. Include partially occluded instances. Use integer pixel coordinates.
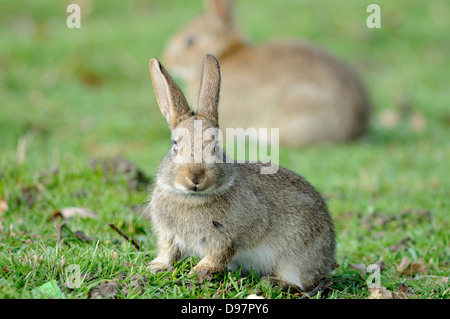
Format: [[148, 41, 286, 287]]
[[185, 35, 195, 47], [212, 141, 220, 155], [171, 141, 178, 157]]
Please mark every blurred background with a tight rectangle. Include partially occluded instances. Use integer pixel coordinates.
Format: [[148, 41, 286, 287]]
[[0, 0, 449, 298], [1, 0, 448, 171]]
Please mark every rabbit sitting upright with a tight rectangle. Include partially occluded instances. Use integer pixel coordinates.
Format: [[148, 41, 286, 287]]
[[163, 0, 371, 147], [146, 53, 336, 292]]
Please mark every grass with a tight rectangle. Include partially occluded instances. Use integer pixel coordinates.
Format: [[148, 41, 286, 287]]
[[0, 0, 449, 299]]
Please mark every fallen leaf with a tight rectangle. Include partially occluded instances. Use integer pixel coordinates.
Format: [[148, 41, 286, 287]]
[[397, 257, 428, 276], [405, 260, 427, 276], [389, 237, 412, 252], [398, 283, 409, 294], [78, 67, 103, 88], [349, 261, 384, 274], [379, 110, 400, 128], [369, 287, 393, 299], [9, 224, 16, 237], [247, 294, 265, 299], [54, 207, 98, 220], [350, 263, 367, 272], [397, 257, 410, 271], [409, 111, 426, 132], [60, 256, 66, 267], [376, 261, 385, 271], [0, 197, 8, 215], [392, 283, 411, 299]]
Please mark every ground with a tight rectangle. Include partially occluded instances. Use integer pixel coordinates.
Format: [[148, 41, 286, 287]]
[[0, 0, 448, 299]]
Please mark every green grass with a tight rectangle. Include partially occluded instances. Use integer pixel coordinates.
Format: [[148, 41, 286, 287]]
[[0, 0, 449, 299]]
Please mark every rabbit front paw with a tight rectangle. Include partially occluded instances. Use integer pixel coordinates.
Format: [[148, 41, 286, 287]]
[[192, 261, 220, 278], [147, 259, 172, 274]]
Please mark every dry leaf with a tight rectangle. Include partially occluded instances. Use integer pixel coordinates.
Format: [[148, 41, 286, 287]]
[[392, 283, 411, 299], [56, 207, 98, 220], [9, 224, 16, 237], [397, 257, 410, 271], [247, 294, 265, 299], [389, 237, 412, 252], [350, 261, 384, 273], [369, 287, 393, 299], [403, 260, 427, 276], [396, 257, 427, 276], [350, 263, 367, 272], [0, 197, 8, 215], [398, 283, 409, 294], [379, 110, 400, 128], [409, 111, 426, 132]]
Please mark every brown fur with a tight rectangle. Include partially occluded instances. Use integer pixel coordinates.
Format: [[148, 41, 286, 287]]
[[146, 54, 336, 291], [163, 0, 371, 146]]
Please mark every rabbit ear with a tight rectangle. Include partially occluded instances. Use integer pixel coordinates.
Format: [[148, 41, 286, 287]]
[[207, 0, 233, 25], [149, 58, 191, 130], [197, 54, 221, 126]]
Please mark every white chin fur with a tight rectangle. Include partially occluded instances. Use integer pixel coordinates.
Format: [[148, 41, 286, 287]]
[[158, 174, 236, 197], [161, 181, 217, 196]]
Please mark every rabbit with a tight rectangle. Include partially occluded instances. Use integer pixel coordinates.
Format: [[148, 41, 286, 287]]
[[145, 53, 336, 292], [162, 0, 371, 147]]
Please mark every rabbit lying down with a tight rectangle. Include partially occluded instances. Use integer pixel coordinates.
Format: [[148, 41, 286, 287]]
[[163, 0, 371, 147], [145, 54, 336, 294]]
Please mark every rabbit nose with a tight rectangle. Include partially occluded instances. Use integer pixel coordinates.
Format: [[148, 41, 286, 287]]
[[187, 167, 206, 191]]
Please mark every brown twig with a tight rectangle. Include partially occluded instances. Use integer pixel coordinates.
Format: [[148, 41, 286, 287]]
[[108, 223, 140, 251], [54, 222, 67, 245]]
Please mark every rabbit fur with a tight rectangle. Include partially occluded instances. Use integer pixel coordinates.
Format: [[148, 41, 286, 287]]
[[146, 54, 336, 292], [163, 0, 371, 147]]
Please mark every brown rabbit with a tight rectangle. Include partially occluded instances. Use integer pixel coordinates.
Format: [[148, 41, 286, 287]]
[[163, 0, 371, 147], [146, 53, 336, 292]]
